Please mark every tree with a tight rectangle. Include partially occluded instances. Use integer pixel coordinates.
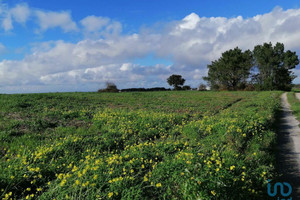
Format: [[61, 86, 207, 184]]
[[182, 85, 191, 90], [252, 42, 299, 91], [167, 74, 185, 90], [198, 84, 207, 91], [203, 47, 253, 90], [98, 81, 119, 92]]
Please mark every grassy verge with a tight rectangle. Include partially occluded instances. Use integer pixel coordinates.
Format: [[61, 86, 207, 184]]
[[287, 92, 300, 122]]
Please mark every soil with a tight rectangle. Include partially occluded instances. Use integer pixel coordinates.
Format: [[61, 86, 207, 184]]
[[276, 92, 300, 199]]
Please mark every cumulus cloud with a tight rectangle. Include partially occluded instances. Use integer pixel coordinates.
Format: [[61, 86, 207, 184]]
[[10, 3, 30, 24], [157, 7, 300, 68], [0, 37, 157, 87], [80, 15, 123, 39], [80, 15, 110, 32], [2, 6, 300, 92], [38, 62, 172, 89], [178, 13, 201, 30], [0, 3, 30, 31], [35, 10, 78, 32], [40, 64, 139, 84], [0, 3, 78, 33]]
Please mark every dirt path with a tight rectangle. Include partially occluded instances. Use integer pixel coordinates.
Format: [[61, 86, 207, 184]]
[[276, 92, 300, 198]]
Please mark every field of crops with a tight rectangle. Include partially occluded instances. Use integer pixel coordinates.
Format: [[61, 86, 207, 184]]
[[0, 91, 282, 199]]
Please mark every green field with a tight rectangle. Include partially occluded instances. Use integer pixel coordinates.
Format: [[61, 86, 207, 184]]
[[0, 91, 282, 199]]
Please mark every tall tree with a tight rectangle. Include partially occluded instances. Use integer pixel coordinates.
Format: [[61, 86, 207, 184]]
[[203, 47, 253, 90], [167, 74, 185, 90], [252, 42, 299, 91]]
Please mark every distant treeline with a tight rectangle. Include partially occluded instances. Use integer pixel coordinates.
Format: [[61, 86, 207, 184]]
[[98, 83, 173, 93], [120, 87, 171, 92]]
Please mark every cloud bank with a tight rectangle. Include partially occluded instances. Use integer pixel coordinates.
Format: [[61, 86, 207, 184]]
[[0, 4, 300, 93]]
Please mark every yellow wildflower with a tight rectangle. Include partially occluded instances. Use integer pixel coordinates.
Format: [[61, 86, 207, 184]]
[[156, 183, 162, 187], [108, 192, 114, 198]]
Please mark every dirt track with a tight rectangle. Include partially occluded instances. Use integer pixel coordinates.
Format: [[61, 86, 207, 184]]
[[276, 92, 300, 199]]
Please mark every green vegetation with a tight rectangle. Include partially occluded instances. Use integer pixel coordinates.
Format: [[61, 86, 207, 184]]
[[98, 82, 119, 93], [167, 74, 186, 90], [291, 85, 300, 93], [203, 47, 253, 90], [204, 42, 299, 91], [0, 91, 282, 199], [253, 42, 299, 91], [287, 92, 300, 121]]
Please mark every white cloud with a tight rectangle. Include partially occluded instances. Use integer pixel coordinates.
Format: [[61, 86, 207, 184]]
[[38, 64, 142, 89], [178, 12, 200, 30], [0, 3, 78, 33], [120, 63, 132, 71], [155, 7, 300, 69], [2, 14, 12, 31], [35, 10, 78, 32], [0, 3, 120, 35], [80, 15, 110, 32], [0, 36, 157, 88], [0, 3, 30, 31], [2, 6, 300, 93], [39, 63, 171, 89], [0, 3, 80, 34], [10, 3, 30, 24], [80, 15, 122, 38]]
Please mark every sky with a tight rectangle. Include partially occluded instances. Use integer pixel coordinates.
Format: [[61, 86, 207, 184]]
[[1, 0, 300, 93]]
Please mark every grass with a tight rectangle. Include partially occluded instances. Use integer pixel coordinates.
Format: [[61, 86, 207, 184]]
[[291, 87, 300, 93], [287, 92, 300, 122], [0, 91, 282, 199]]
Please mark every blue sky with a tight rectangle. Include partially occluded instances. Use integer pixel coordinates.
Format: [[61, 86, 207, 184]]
[[1, 0, 300, 93]]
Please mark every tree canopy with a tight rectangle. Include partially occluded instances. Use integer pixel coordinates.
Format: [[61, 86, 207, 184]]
[[167, 74, 185, 90], [203, 42, 299, 91], [203, 47, 253, 90], [252, 42, 299, 91]]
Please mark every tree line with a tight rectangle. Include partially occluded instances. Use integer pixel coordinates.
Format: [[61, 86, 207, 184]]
[[203, 42, 299, 91], [98, 82, 172, 92]]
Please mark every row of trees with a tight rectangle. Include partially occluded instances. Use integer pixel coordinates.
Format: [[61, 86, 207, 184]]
[[203, 42, 299, 91], [98, 82, 172, 92], [99, 75, 203, 92]]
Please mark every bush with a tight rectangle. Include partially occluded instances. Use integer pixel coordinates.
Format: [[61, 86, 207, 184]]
[[182, 85, 191, 90], [198, 84, 207, 91], [244, 84, 255, 91], [98, 82, 119, 93]]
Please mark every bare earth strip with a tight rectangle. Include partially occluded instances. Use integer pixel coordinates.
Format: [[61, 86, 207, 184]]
[[276, 92, 300, 198]]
